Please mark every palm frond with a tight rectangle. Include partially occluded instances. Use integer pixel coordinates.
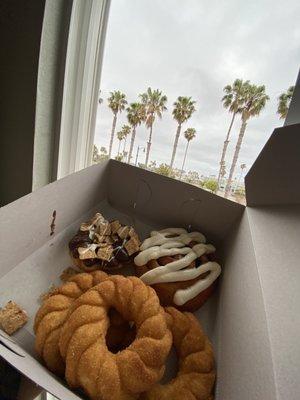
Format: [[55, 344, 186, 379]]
[[277, 85, 295, 119], [126, 102, 146, 127], [241, 84, 269, 120], [221, 79, 249, 114], [172, 96, 196, 124], [184, 128, 196, 141], [139, 87, 168, 126], [108, 90, 128, 114]]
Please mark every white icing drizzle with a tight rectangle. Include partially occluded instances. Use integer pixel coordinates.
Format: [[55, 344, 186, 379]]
[[134, 228, 221, 306]]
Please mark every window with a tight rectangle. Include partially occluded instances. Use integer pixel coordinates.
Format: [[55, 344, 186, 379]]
[[93, 0, 299, 204]]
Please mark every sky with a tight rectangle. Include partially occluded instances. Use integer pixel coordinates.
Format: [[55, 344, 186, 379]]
[[94, 0, 300, 179]]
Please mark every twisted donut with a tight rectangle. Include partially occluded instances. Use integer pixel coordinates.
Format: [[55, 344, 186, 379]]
[[34, 271, 109, 375], [140, 307, 215, 400], [59, 275, 172, 400]]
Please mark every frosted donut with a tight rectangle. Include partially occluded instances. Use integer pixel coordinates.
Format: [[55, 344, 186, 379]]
[[59, 275, 172, 400], [134, 228, 221, 312], [140, 307, 215, 400], [34, 271, 129, 375]]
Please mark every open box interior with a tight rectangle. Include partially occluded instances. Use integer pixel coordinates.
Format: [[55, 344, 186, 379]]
[[0, 123, 299, 400]]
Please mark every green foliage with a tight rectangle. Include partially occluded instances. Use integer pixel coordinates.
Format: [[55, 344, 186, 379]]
[[184, 127, 196, 142], [122, 125, 131, 136], [222, 80, 269, 123], [235, 186, 245, 197], [147, 161, 157, 170], [182, 170, 201, 186], [115, 151, 127, 162], [148, 161, 177, 178], [277, 86, 294, 119], [148, 161, 201, 187], [127, 102, 146, 127], [140, 87, 167, 128], [154, 163, 176, 178], [117, 131, 123, 141], [172, 96, 196, 125], [117, 125, 131, 141], [107, 91, 127, 115], [222, 79, 249, 114], [240, 83, 269, 122], [93, 145, 108, 164], [203, 178, 218, 193]]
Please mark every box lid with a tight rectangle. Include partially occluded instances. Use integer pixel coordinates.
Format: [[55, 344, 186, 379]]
[[245, 123, 300, 206]]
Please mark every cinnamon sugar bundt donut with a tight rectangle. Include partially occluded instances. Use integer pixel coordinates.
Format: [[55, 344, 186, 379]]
[[140, 307, 215, 400], [59, 275, 172, 400], [34, 271, 121, 375], [134, 228, 221, 312]]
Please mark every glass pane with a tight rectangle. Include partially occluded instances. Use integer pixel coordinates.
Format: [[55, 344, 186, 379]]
[[94, 0, 299, 203]]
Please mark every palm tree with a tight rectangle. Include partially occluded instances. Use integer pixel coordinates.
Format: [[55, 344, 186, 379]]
[[120, 124, 131, 154], [116, 130, 124, 156], [107, 91, 127, 158], [217, 79, 249, 189], [140, 88, 167, 167], [116, 125, 131, 156], [219, 161, 226, 188], [170, 96, 196, 168], [180, 128, 196, 179], [224, 83, 269, 198], [277, 86, 294, 119], [126, 103, 146, 164], [234, 163, 246, 191]]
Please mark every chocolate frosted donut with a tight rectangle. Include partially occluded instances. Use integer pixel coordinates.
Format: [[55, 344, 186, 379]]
[[134, 228, 221, 312], [69, 213, 140, 272]]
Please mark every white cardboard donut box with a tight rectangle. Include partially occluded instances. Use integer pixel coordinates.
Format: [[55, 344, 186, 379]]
[[0, 123, 299, 400]]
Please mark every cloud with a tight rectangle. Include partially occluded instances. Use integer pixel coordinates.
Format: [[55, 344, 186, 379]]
[[95, 0, 300, 179]]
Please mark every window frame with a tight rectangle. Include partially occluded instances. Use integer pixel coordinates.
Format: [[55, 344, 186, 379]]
[[56, 0, 110, 179]]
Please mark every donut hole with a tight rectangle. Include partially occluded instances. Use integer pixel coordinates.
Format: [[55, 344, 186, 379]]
[[105, 308, 136, 353], [159, 346, 179, 384]]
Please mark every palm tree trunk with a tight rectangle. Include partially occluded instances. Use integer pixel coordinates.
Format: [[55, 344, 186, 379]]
[[117, 140, 121, 156], [127, 127, 136, 164], [145, 123, 153, 167], [108, 113, 117, 158], [217, 112, 236, 189], [179, 141, 189, 179], [170, 123, 181, 168], [224, 119, 248, 198], [235, 169, 243, 191], [123, 136, 127, 153]]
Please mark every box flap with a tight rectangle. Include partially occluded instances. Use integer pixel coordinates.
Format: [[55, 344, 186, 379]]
[[245, 123, 300, 206], [0, 335, 81, 399], [215, 212, 277, 400], [107, 160, 244, 243], [0, 161, 109, 279], [247, 205, 300, 400]]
